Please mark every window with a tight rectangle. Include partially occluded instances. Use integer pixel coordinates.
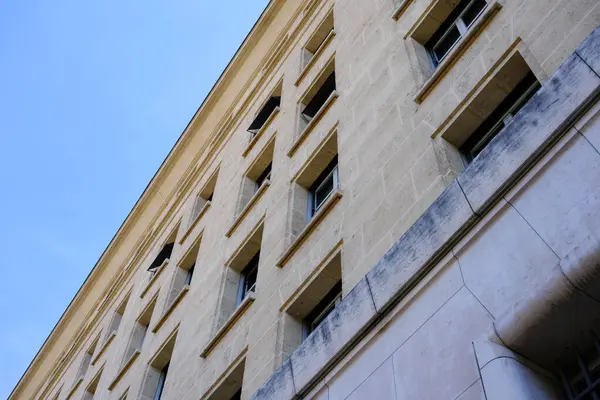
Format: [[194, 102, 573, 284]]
[[148, 242, 174, 272], [308, 155, 339, 219], [185, 263, 195, 285], [560, 339, 600, 399], [301, 72, 336, 126], [425, 0, 487, 67], [460, 71, 540, 162], [301, 10, 334, 72], [230, 389, 242, 400], [123, 294, 157, 363], [248, 97, 280, 136], [237, 252, 259, 306], [154, 363, 169, 400], [255, 162, 272, 192], [303, 281, 342, 338]]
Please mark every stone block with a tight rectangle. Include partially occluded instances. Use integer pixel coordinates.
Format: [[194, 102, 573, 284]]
[[248, 358, 296, 400], [456, 201, 559, 318], [345, 359, 396, 400], [576, 25, 600, 76], [508, 134, 600, 258], [366, 180, 476, 312], [391, 288, 493, 400], [458, 53, 600, 214], [289, 278, 378, 392]]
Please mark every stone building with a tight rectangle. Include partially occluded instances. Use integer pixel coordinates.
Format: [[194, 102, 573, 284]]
[[9, 0, 600, 399]]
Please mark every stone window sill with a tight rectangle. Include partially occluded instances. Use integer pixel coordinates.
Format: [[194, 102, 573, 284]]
[[392, 0, 414, 21], [295, 30, 336, 87], [108, 350, 141, 390], [200, 292, 256, 358], [413, 1, 502, 104], [151, 285, 190, 334], [226, 180, 270, 238], [179, 201, 211, 244], [243, 107, 280, 158], [91, 331, 117, 366], [140, 261, 167, 299], [288, 91, 338, 158], [276, 189, 343, 267], [66, 376, 83, 400]]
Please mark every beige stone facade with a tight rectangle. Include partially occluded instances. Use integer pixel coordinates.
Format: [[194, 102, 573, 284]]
[[9, 0, 600, 399]]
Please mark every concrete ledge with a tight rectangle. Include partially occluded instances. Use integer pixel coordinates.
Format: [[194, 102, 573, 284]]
[[276, 189, 342, 267], [91, 331, 116, 366], [243, 108, 280, 158], [226, 180, 270, 238], [179, 201, 211, 244], [288, 91, 338, 158], [108, 350, 140, 390], [458, 52, 600, 214], [151, 285, 190, 334], [295, 30, 336, 87], [576, 26, 600, 76], [140, 261, 168, 299], [249, 358, 296, 400], [290, 278, 378, 391], [367, 180, 477, 312], [413, 1, 501, 104], [391, 0, 414, 21], [200, 293, 255, 358]]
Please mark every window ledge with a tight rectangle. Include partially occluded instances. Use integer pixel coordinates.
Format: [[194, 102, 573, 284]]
[[226, 180, 271, 238], [200, 293, 256, 358], [392, 0, 414, 21], [140, 261, 169, 299], [179, 201, 212, 244], [108, 350, 141, 390], [66, 376, 84, 400], [413, 1, 502, 104], [243, 108, 280, 158], [91, 331, 117, 366], [295, 30, 336, 87], [276, 189, 343, 268], [289, 91, 339, 158], [151, 285, 190, 334]]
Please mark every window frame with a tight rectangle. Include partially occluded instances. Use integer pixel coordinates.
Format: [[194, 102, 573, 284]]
[[308, 155, 339, 219], [425, 0, 487, 67], [302, 281, 342, 339], [301, 72, 337, 125], [255, 162, 272, 191], [237, 253, 260, 306], [460, 71, 541, 163]]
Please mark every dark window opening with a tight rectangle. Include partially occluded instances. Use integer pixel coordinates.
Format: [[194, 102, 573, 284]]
[[560, 336, 600, 399], [460, 71, 540, 163], [248, 96, 281, 135], [425, 0, 487, 66], [154, 363, 169, 400], [255, 163, 272, 190], [301, 72, 336, 124], [148, 243, 174, 272], [308, 155, 339, 219], [185, 263, 195, 286], [230, 389, 242, 400], [237, 253, 259, 306], [303, 281, 342, 339]]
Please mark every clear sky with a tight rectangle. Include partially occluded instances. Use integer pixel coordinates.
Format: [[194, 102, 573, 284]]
[[0, 0, 270, 397]]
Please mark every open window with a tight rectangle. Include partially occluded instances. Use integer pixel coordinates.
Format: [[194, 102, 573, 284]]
[[300, 10, 335, 73], [298, 59, 336, 135], [237, 252, 259, 307], [281, 251, 342, 357], [439, 50, 541, 166], [248, 82, 282, 136], [148, 242, 174, 273], [425, 0, 487, 68], [308, 155, 339, 220], [140, 328, 178, 400]]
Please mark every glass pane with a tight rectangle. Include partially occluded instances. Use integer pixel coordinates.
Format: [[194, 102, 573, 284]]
[[314, 173, 335, 211], [432, 25, 461, 64], [461, 0, 487, 28]]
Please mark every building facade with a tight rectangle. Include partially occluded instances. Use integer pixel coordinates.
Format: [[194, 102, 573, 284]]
[[10, 0, 600, 399]]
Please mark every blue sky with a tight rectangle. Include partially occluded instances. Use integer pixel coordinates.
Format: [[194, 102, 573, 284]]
[[0, 0, 269, 397]]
